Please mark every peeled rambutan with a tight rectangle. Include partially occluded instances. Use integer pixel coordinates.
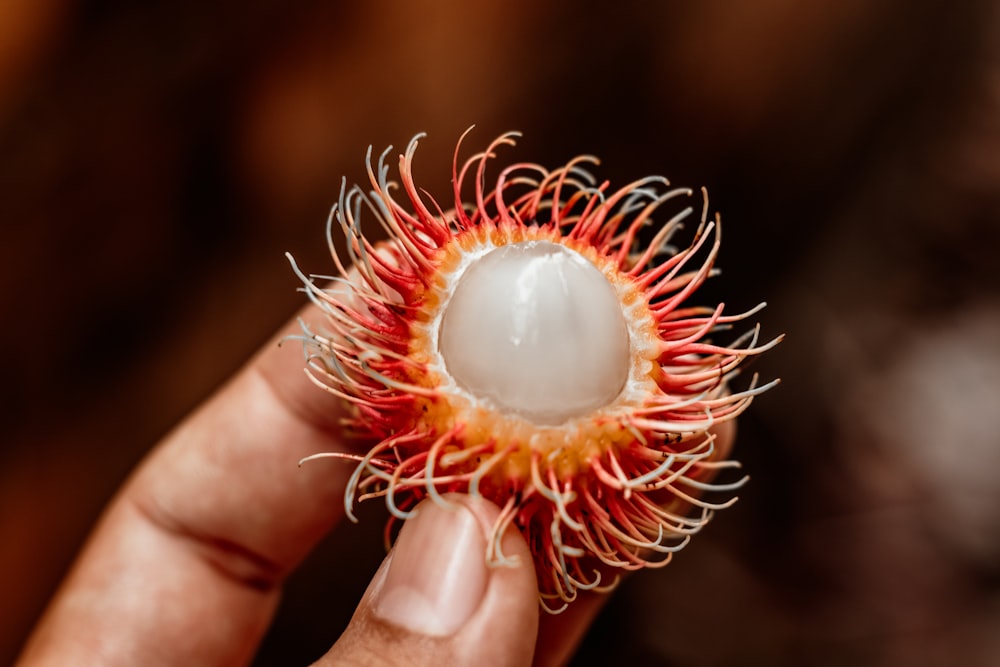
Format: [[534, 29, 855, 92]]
[[289, 130, 780, 612]]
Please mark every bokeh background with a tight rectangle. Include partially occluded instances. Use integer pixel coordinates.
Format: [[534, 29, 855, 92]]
[[3, 1, 1000, 665]]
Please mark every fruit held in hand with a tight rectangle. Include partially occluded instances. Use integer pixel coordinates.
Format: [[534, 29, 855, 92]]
[[290, 131, 780, 612]]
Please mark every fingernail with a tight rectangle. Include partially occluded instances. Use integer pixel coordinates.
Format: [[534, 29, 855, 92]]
[[374, 499, 488, 636]]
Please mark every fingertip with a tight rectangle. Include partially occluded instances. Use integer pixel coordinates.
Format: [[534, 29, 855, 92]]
[[373, 497, 490, 636], [321, 495, 539, 667], [711, 418, 737, 461], [454, 495, 539, 663]]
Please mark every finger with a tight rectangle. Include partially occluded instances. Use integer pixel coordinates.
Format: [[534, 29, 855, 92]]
[[316, 417, 738, 667], [18, 301, 360, 666], [532, 593, 608, 667], [319, 494, 540, 667]]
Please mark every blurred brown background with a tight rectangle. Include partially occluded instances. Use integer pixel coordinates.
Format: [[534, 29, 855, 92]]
[[2, 1, 1000, 665]]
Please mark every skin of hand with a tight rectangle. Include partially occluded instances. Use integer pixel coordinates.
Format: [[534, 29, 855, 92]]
[[15, 300, 734, 667]]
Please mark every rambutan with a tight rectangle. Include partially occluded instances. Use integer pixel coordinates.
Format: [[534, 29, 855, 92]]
[[289, 130, 780, 612]]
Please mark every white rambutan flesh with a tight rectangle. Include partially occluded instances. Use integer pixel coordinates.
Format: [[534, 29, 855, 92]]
[[438, 240, 630, 426]]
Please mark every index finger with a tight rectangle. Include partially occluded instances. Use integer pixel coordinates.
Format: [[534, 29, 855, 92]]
[[18, 302, 356, 666]]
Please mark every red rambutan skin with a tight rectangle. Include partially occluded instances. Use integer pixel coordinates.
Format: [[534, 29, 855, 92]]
[[290, 130, 780, 612]]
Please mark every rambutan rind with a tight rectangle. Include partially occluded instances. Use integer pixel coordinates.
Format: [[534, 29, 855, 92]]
[[290, 130, 780, 612]]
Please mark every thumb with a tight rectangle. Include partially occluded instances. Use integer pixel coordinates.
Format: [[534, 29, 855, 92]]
[[318, 494, 540, 667]]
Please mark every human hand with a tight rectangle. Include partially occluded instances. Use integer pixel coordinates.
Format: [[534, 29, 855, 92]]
[[15, 301, 644, 667]]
